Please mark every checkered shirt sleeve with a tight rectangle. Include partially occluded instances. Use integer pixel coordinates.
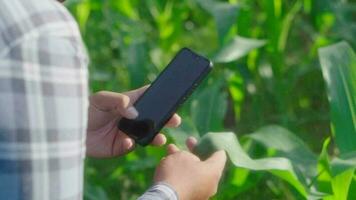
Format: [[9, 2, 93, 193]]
[[139, 182, 179, 200], [0, 1, 178, 200], [0, 0, 88, 199]]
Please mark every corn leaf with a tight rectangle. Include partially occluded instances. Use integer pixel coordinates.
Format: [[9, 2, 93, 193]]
[[196, 0, 239, 41], [318, 41, 356, 154], [330, 151, 356, 177], [194, 131, 308, 197], [213, 36, 266, 63], [191, 81, 227, 135], [317, 139, 356, 200], [248, 125, 318, 179], [126, 42, 149, 88]]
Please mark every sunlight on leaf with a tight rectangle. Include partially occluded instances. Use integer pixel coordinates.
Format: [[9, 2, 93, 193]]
[[76, 0, 91, 32], [213, 36, 266, 63]]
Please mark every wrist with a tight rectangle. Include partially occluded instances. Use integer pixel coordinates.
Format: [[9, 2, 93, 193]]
[[156, 179, 190, 200], [155, 182, 179, 199]]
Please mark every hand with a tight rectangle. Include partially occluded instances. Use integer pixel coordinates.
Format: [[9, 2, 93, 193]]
[[86, 85, 182, 157], [154, 137, 227, 200]]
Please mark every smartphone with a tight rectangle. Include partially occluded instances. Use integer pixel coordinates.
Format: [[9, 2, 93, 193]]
[[118, 48, 213, 146]]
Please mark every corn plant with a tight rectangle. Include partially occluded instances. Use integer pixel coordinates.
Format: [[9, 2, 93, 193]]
[[65, 0, 355, 199]]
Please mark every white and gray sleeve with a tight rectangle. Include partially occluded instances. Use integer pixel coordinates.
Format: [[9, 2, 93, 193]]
[[138, 182, 179, 200]]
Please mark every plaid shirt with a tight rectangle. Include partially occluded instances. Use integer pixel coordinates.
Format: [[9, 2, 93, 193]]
[[0, 0, 177, 200]]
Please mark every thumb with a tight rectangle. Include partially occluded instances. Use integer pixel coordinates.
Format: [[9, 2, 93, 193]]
[[204, 150, 227, 172], [90, 91, 138, 119], [123, 85, 149, 103]]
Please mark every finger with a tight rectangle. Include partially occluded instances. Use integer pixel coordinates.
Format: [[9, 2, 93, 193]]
[[150, 133, 167, 146], [112, 132, 135, 156], [204, 150, 227, 172], [123, 85, 150, 104], [120, 85, 151, 119], [186, 136, 198, 152], [165, 114, 181, 128], [122, 106, 139, 119], [90, 91, 131, 112], [167, 144, 180, 155], [122, 137, 135, 152]]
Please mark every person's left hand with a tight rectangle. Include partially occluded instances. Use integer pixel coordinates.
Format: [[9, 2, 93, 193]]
[[86, 85, 181, 158]]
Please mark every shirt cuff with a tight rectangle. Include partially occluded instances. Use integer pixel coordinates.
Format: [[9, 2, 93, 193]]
[[138, 182, 178, 200]]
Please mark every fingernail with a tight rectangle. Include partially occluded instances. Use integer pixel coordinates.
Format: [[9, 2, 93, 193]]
[[175, 115, 182, 127], [126, 107, 138, 119], [124, 138, 134, 150]]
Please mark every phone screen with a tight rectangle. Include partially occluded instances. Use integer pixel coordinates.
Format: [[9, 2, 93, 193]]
[[118, 48, 212, 145]]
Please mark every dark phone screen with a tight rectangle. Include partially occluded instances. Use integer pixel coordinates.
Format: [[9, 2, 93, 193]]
[[134, 49, 211, 129]]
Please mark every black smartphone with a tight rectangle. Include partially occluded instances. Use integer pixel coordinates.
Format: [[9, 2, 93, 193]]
[[118, 48, 213, 146]]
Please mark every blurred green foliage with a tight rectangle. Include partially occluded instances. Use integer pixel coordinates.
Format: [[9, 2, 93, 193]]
[[65, 0, 356, 199]]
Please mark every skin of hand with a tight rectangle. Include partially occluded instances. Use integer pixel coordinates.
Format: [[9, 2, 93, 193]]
[[86, 85, 182, 157], [154, 137, 227, 200]]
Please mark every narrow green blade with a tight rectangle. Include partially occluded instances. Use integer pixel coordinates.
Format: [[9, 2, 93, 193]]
[[318, 41, 356, 154]]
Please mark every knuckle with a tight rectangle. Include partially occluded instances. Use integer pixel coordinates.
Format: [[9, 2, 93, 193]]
[[96, 90, 109, 95], [117, 94, 130, 108], [90, 91, 105, 102], [163, 154, 176, 163]]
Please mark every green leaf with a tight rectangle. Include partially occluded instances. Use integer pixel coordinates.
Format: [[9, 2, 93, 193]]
[[191, 81, 227, 135], [194, 131, 308, 197], [75, 0, 91, 33], [84, 183, 109, 200], [126, 42, 148, 88], [328, 169, 355, 200], [249, 126, 333, 198], [318, 41, 356, 154], [112, 0, 138, 20], [347, 174, 356, 200], [278, 0, 302, 52], [213, 36, 266, 63], [330, 151, 356, 177], [196, 0, 239, 41], [248, 125, 318, 178], [316, 139, 356, 200], [317, 138, 333, 195], [227, 73, 244, 119]]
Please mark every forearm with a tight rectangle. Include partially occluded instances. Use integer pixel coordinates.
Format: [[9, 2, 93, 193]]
[[138, 182, 178, 200]]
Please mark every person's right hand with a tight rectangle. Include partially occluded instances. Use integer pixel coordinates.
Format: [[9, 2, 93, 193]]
[[154, 137, 227, 200]]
